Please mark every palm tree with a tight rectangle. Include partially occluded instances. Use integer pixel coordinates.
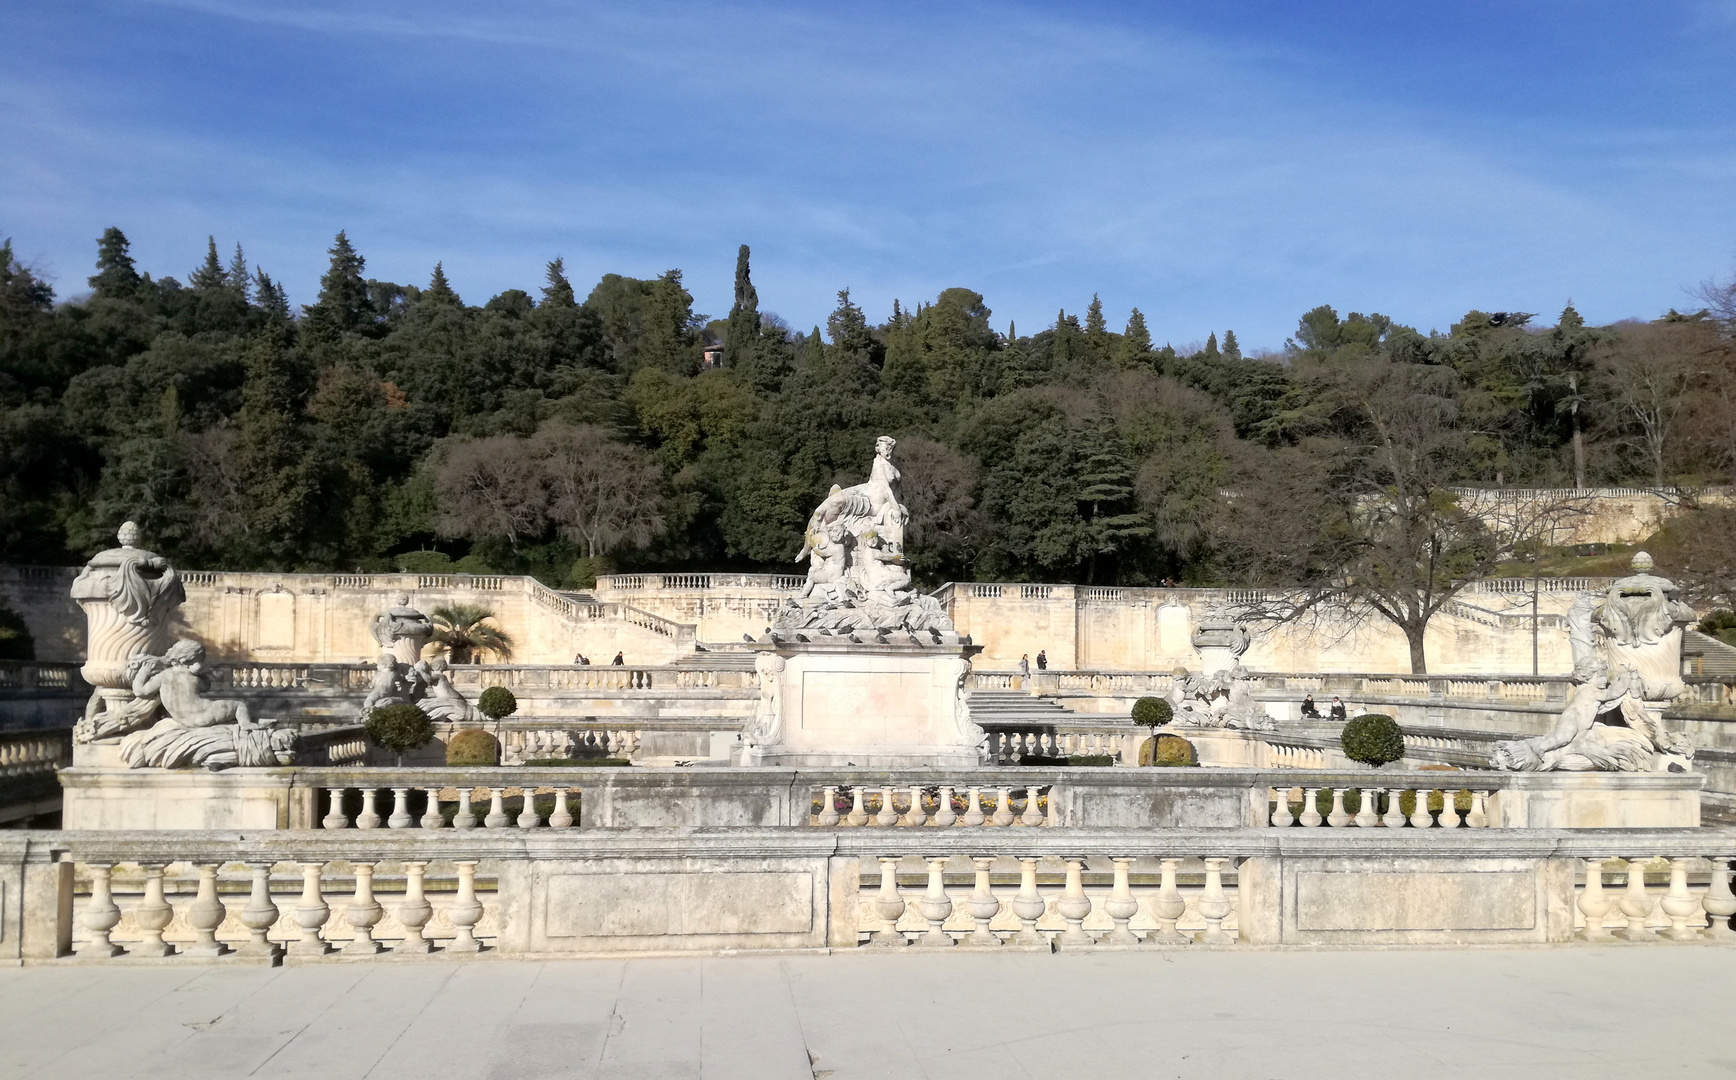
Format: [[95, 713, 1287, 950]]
[[430, 604, 514, 664]]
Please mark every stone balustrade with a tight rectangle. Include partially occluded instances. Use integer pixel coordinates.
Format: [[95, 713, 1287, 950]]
[[0, 727, 71, 778], [317, 780, 581, 831], [1266, 784, 1496, 828], [986, 729, 1135, 763], [808, 783, 1058, 827], [6, 826, 1730, 962]]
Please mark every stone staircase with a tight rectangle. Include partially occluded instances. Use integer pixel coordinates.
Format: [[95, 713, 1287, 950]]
[[684, 649, 761, 671], [967, 689, 1095, 727]]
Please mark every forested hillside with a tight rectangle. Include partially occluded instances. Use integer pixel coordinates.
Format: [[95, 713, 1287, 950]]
[[2, 229, 1732, 590]]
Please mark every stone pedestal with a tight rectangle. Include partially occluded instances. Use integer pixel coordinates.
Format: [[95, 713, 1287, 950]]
[[754, 641, 984, 768]]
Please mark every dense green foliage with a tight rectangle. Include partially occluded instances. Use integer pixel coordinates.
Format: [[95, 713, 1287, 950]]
[[1341, 714, 1406, 767], [3, 229, 1731, 589], [364, 703, 435, 756], [476, 685, 518, 720], [445, 727, 500, 766], [1131, 696, 1173, 727]]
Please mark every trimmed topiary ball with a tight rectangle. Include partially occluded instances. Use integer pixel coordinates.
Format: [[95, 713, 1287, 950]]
[[1341, 713, 1405, 767], [365, 704, 434, 760], [446, 727, 501, 766], [1131, 696, 1173, 728], [477, 686, 518, 720]]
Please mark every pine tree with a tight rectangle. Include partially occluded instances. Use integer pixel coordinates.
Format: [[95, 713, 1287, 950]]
[[189, 237, 227, 291], [1117, 308, 1152, 368], [1084, 293, 1110, 361], [827, 288, 880, 367], [227, 244, 250, 302], [724, 244, 760, 368], [253, 269, 290, 321], [540, 258, 576, 307], [235, 334, 317, 563], [1222, 329, 1241, 360], [1204, 332, 1219, 358], [425, 262, 459, 305], [300, 231, 374, 341], [89, 227, 141, 298], [1075, 416, 1151, 583], [635, 269, 699, 374]]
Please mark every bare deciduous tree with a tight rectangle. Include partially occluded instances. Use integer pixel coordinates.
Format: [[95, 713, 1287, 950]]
[[1593, 322, 1720, 487], [433, 436, 547, 549], [532, 422, 665, 558]]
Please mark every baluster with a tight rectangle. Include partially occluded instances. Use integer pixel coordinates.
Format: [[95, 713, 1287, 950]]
[[355, 788, 381, 830], [1467, 791, 1490, 829], [343, 862, 384, 955], [905, 785, 927, 827], [1381, 788, 1407, 828], [185, 863, 229, 958], [817, 786, 841, 826], [395, 861, 433, 953], [1352, 787, 1378, 828], [446, 861, 485, 953], [322, 787, 350, 829], [1616, 857, 1658, 941], [1408, 788, 1433, 829], [1299, 788, 1323, 828], [517, 788, 542, 829], [846, 787, 869, 827], [549, 787, 575, 829], [1011, 857, 1047, 946], [388, 788, 413, 829], [916, 857, 955, 947], [453, 788, 477, 829], [1054, 857, 1094, 948], [962, 788, 986, 827], [871, 856, 908, 946], [875, 787, 899, 827], [484, 788, 510, 829], [1578, 858, 1613, 940], [1703, 858, 1736, 939], [1326, 788, 1351, 828], [1661, 858, 1704, 941], [1197, 858, 1233, 944], [420, 788, 445, 830], [132, 863, 175, 957], [1271, 787, 1295, 828], [238, 862, 280, 957], [934, 786, 957, 828], [1020, 787, 1044, 827], [991, 788, 1015, 827], [293, 862, 334, 956], [1148, 858, 1188, 945], [965, 857, 1002, 946], [1104, 858, 1140, 945], [1439, 789, 1462, 829], [77, 862, 124, 957]]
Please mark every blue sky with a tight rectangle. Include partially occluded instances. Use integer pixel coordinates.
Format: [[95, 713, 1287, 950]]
[[3, 1, 1733, 351]]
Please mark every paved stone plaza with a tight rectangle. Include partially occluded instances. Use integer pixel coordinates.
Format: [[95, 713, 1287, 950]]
[[2, 947, 1733, 1079]]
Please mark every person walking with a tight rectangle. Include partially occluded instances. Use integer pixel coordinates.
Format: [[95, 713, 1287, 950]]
[[1329, 696, 1347, 721], [1035, 650, 1048, 671], [611, 652, 625, 666], [1017, 654, 1030, 687]]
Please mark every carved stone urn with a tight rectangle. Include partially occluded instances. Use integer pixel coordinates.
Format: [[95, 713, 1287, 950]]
[[68, 522, 185, 737]]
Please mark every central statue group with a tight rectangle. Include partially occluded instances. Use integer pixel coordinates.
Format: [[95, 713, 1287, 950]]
[[774, 436, 957, 640]]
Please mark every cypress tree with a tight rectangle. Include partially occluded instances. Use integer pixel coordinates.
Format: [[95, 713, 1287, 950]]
[[1204, 331, 1219, 358], [724, 244, 760, 368], [1222, 329, 1241, 360], [1076, 416, 1150, 583], [89, 227, 141, 298], [424, 262, 459, 305]]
